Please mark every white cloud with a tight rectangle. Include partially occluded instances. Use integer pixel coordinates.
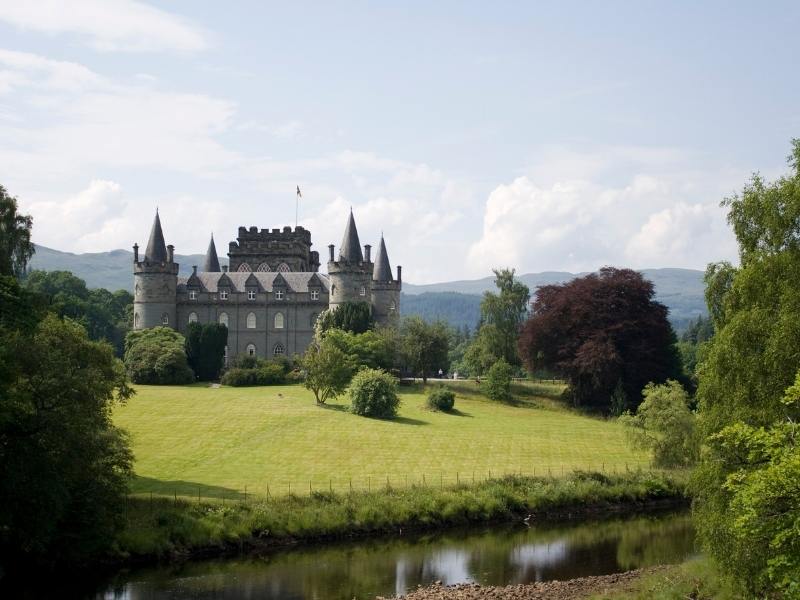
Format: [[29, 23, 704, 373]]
[[0, 0, 208, 54]]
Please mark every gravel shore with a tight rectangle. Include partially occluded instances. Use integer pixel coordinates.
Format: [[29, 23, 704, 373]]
[[379, 567, 667, 600]]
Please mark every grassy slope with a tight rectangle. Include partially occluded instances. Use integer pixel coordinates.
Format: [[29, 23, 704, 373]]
[[114, 381, 650, 499]]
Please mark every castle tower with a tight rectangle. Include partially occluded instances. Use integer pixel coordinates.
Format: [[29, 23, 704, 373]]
[[371, 235, 401, 326], [203, 233, 221, 272], [327, 210, 373, 311], [132, 210, 179, 330]]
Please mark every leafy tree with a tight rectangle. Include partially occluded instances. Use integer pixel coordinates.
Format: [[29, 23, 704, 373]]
[[619, 380, 698, 468], [692, 139, 800, 595], [477, 269, 530, 366], [483, 358, 513, 402], [463, 323, 505, 375], [301, 337, 356, 404], [519, 267, 683, 412], [318, 301, 374, 334], [184, 322, 228, 381], [324, 327, 396, 371], [399, 316, 449, 384], [124, 327, 194, 384], [0, 185, 34, 277], [349, 368, 400, 418]]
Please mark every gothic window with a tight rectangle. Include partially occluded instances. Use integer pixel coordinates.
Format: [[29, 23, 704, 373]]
[[277, 263, 291, 272], [256, 262, 271, 272], [134, 312, 140, 328], [275, 289, 284, 300], [135, 284, 141, 297], [237, 263, 252, 272], [161, 313, 169, 325], [220, 290, 229, 300], [310, 289, 319, 300], [273, 343, 285, 356], [274, 312, 284, 329], [219, 312, 229, 327], [223, 345, 228, 365], [247, 290, 256, 301], [246, 312, 256, 329], [389, 301, 396, 311], [310, 312, 318, 327], [246, 343, 256, 357], [189, 290, 197, 300], [359, 286, 366, 297], [188, 312, 198, 324]]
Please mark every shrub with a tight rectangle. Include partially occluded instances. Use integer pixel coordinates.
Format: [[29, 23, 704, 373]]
[[349, 368, 400, 418], [184, 322, 227, 381], [483, 358, 513, 401], [220, 361, 286, 386], [124, 327, 194, 384], [427, 386, 455, 411]]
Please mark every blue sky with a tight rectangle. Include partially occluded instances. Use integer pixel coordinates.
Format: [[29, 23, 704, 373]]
[[1, 1, 798, 282]]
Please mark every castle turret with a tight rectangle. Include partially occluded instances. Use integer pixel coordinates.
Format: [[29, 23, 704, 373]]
[[133, 210, 179, 330], [371, 235, 401, 325], [203, 233, 221, 272], [327, 210, 373, 311]]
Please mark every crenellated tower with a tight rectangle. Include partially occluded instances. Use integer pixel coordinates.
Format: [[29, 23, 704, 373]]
[[133, 210, 179, 330], [370, 234, 401, 326]]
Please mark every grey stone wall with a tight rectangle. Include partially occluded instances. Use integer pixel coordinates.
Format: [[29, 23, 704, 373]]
[[133, 271, 177, 329]]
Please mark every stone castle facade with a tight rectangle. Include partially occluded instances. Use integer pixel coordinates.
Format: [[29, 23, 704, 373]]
[[132, 210, 401, 360]]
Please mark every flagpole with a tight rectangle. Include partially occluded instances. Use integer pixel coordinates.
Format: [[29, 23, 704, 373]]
[[295, 189, 298, 228]]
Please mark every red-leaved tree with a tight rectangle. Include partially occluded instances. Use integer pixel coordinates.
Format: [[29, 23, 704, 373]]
[[519, 267, 683, 412]]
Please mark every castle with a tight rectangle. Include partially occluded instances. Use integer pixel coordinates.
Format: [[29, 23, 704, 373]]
[[132, 210, 401, 360]]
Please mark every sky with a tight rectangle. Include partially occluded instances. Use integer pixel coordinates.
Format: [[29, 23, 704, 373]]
[[1, 1, 799, 283]]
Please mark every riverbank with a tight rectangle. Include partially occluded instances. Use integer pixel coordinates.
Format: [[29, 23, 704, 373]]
[[115, 470, 688, 566]]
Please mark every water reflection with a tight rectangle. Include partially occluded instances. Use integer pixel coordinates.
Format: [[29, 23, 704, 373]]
[[75, 511, 698, 599]]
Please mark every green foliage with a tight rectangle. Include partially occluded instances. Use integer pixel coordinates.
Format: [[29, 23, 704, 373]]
[[477, 268, 530, 367], [220, 362, 286, 386], [0, 185, 34, 278], [124, 327, 194, 384], [323, 327, 396, 370], [463, 323, 504, 375], [0, 311, 133, 566], [483, 358, 513, 402], [184, 322, 228, 381], [426, 385, 455, 411], [349, 368, 400, 418], [399, 316, 449, 383], [301, 337, 356, 404], [619, 380, 698, 468], [318, 301, 374, 334], [609, 379, 629, 416]]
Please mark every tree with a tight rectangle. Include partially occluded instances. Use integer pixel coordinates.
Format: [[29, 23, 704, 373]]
[[323, 327, 396, 371], [0, 185, 34, 278], [317, 301, 374, 334], [518, 267, 682, 413], [691, 139, 800, 595], [301, 337, 356, 404], [185, 322, 228, 381], [124, 327, 194, 384], [619, 380, 698, 468], [349, 368, 400, 418], [399, 316, 449, 384], [463, 323, 505, 375], [483, 358, 513, 402], [478, 269, 530, 366]]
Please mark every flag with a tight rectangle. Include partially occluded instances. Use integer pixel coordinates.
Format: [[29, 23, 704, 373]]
[[296, 185, 302, 198]]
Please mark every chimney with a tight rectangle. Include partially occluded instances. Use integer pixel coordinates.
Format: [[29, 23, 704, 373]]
[[133, 243, 139, 263], [192, 265, 197, 275], [328, 244, 335, 262], [364, 244, 371, 262], [166, 244, 174, 263], [396, 265, 402, 283]]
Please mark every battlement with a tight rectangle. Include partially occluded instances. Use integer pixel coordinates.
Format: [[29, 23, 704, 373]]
[[229, 224, 319, 273]]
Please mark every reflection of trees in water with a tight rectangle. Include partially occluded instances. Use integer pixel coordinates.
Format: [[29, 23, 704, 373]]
[[102, 512, 695, 600]]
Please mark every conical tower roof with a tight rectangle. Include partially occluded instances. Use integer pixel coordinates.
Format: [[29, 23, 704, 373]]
[[203, 234, 221, 272], [144, 209, 168, 263], [338, 210, 363, 263], [372, 235, 393, 282]]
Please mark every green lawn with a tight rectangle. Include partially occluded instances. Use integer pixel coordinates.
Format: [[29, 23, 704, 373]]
[[114, 381, 650, 499]]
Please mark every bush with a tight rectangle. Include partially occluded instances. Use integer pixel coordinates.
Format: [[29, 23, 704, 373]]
[[220, 361, 286, 386], [427, 386, 455, 411], [483, 358, 513, 401], [124, 327, 194, 384], [349, 368, 400, 418]]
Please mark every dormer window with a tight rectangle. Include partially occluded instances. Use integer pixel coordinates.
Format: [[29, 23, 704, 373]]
[[248, 290, 256, 301], [275, 289, 284, 300], [189, 290, 197, 300], [220, 290, 229, 300], [310, 289, 319, 301]]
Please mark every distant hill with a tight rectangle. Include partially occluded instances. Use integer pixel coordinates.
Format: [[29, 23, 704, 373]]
[[28, 245, 706, 331]]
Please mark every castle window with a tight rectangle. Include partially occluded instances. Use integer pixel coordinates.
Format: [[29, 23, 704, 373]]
[[161, 313, 169, 325], [390, 301, 396, 311], [219, 312, 229, 327], [220, 290, 229, 300], [275, 289, 284, 300], [189, 290, 197, 300], [256, 262, 271, 272], [223, 345, 228, 365], [274, 312, 284, 329], [246, 343, 256, 357], [277, 263, 291, 273], [273, 343, 285, 356], [359, 286, 366, 297], [246, 312, 256, 329], [188, 312, 198, 324], [134, 312, 140, 328], [248, 290, 256, 301], [310, 289, 319, 300], [237, 263, 252, 272]]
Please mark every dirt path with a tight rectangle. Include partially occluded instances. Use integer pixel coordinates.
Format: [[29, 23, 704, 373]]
[[379, 567, 667, 600]]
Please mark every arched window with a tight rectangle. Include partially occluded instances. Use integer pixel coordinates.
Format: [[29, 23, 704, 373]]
[[223, 345, 228, 365], [218, 312, 229, 327], [134, 312, 140, 328], [256, 262, 271, 272], [161, 313, 169, 325], [273, 343, 285, 356], [274, 312, 284, 329], [246, 343, 256, 357], [237, 263, 252, 272], [246, 312, 256, 329], [188, 312, 198, 324], [310, 312, 318, 327], [277, 263, 291, 272]]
